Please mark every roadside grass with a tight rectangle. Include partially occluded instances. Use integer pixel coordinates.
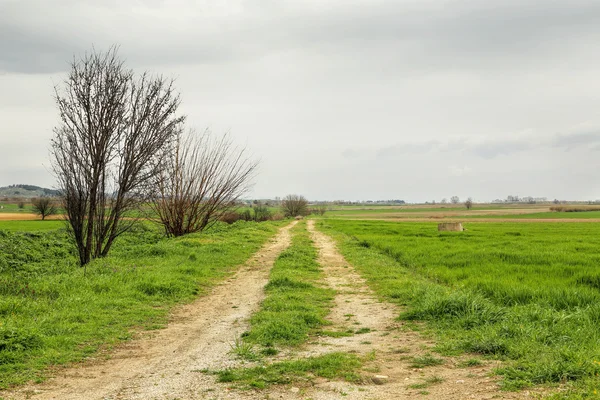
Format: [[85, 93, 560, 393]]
[[0, 221, 282, 388], [242, 221, 335, 349], [217, 352, 362, 389], [318, 220, 600, 396]]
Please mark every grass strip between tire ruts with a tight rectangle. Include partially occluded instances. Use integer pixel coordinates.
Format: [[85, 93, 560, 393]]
[[243, 220, 335, 348]]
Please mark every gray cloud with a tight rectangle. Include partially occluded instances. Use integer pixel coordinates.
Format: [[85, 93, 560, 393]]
[[553, 130, 600, 150], [372, 137, 534, 160], [369, 127, 600, 162], [3, 0, 600, 74], [469, 140, 534, 159]]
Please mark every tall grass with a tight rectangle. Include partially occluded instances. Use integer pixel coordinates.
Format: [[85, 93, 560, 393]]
[[318, 220, 600, 396]]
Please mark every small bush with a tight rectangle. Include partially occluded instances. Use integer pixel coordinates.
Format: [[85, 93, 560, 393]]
[[253, 205, 272, 222], [220, 212, 242, 224], [271, 212, 284, 221]]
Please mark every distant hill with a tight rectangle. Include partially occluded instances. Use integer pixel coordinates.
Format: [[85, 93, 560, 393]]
[[0, 184, 60, 198]]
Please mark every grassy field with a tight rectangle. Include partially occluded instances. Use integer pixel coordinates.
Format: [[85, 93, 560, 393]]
[[322, 205, 600, 221], [318, 219, 600, 397], [462, 211, 600, 219], [0, 203, 35, 213], [0, 221, 282, 388], [0, 221, 65, 232]]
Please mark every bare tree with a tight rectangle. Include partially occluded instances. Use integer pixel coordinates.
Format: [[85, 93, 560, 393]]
[[281, 194, 309, 217], [51, 46, 184, 266], [465, 197, 473, 210], [31, 197, 57, 220], [149, 130, 258, 237], [451, 196, 460, 204]]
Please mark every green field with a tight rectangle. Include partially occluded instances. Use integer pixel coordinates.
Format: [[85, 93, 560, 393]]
[[318, 219, 600, 397], [323, 204, 600, 221], [0, 221, 65, 232], [463, 211, 600, 219], [0, 221, 281, 388], [0, 203, 35, 213]]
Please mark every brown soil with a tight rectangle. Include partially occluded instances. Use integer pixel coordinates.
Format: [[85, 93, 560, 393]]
[[0, 213, 62, 221], [0, 221, 297, 400]]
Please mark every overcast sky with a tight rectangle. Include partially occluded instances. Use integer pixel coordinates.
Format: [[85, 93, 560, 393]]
[[1, 0, 600, 202]]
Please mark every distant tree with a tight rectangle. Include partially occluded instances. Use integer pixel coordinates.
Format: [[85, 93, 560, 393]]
[[32, 197, 57, 220], [441, 198, 447, 204], [465, 197, 473, 210], [317, 204, 327, 216], [450, 196, 460, 204], [281, 194, 309, 217], [17, 201, 24, 209], [51, 46, 184, 266]]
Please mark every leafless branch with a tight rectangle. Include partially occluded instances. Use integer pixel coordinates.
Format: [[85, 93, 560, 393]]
[[149, 129, 258, 237], [51, 46, 184, 266]]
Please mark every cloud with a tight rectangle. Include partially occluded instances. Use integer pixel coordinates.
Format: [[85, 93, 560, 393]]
[[449, 165, 472, 177], [469, 140, 534, 159], [372, 136, 535, 160], [376, 141, 440, 158], [3, 0, 600, 74], [552, 130, 600, 150]]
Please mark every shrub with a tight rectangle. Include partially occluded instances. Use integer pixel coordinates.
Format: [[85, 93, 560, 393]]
[[220, 212, 242, 224], [253, 205, 272, 222]]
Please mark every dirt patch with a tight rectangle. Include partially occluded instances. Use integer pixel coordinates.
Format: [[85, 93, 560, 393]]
[[0, 213, 62, 221], [268, 220, 540, 399], [0, 221, 297, 400]]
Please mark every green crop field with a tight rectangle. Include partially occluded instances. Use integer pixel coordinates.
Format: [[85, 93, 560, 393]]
[[318, 219, 600, 397], [0, 221, 282, 388], [0, 221, 65, 232], [0, 203, 35, 213], [462, 211, 600, 219]]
